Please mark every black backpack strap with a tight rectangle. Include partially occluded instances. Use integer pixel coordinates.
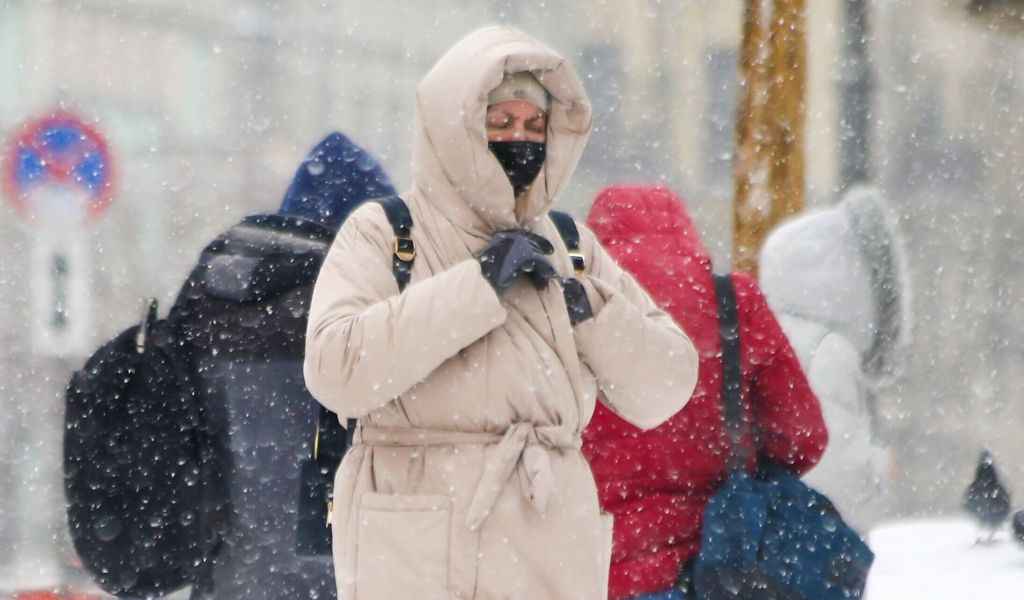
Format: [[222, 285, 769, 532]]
[[549, 210, 585, 276], [375, 196, 415, 291], [712, 273, 750, 472]]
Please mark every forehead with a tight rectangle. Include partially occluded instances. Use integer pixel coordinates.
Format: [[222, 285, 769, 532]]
[[486, 99, 547, 119]]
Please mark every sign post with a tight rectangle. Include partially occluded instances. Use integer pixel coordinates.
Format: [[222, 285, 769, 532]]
[[2, 111, 116, 356], [1, 111, 116, 595], [27, 234, 92, 356]]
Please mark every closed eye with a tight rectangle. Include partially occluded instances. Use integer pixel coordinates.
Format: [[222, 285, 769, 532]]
[[486, 112, 512, 129]]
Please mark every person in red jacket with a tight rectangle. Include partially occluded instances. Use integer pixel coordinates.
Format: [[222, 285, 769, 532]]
[[582, 185, 828, 600]]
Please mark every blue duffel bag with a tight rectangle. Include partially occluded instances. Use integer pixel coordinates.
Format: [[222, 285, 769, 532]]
[[693, 275, 874, 600]]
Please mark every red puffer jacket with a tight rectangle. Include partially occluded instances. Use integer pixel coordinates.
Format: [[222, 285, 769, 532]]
[[582, 185, 828, 599]]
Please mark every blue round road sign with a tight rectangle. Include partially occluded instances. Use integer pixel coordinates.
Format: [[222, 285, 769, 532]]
[[2, 112, 116, 226]]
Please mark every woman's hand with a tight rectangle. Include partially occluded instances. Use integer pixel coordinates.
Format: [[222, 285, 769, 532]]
[[477, 230, 558, 293]]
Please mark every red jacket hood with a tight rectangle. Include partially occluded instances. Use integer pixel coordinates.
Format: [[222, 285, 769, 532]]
[[587, 185, 712, 272], [587, 185, 716, 353]]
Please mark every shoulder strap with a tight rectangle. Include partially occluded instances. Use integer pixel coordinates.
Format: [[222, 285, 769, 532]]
[[712, 273, 749, 472], [549, 210, 585, 276], [375, 196, 415, 292]]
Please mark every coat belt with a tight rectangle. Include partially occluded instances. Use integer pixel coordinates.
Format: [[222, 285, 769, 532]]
[[354, 423, 581, 530]]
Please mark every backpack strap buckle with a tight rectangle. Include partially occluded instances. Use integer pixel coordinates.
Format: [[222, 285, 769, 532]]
[[394, 235, 416, 263], [568, 251, 585, 276], [374, 196, 415, 291], [549, 210, 585, 276]]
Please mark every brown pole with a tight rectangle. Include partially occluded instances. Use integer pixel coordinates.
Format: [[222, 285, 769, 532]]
[[733, 0, 771, 276], [733, 0, 807, 277]]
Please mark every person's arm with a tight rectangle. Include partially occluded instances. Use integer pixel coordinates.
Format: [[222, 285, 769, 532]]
[[303, 203, 507, 419], [571, 223, 699, 430], [801, 333, 887, 504], [740, 275, 828, 475]]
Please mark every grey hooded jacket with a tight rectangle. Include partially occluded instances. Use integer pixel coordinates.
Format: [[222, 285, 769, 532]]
[[759, 186, 910, 530]]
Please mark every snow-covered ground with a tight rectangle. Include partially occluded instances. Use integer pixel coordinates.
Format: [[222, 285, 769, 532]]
[[8, 517, 1024, 598], [866, 518, 1024, 599]]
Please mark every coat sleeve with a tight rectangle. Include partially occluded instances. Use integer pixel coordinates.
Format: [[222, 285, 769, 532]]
[[800, 332, 887, 508], [571, 223, 699, 430], [303, 203, 508, 419], [738, 274, 828, 475]]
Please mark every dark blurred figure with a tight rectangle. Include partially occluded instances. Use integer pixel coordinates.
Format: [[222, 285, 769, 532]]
[[1012, 510, 1024, 549], [173, 132, 395, 599], [963, 450, 1011, 544]]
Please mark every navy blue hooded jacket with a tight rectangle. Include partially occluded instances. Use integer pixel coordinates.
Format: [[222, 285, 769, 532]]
[[277, 131, 396, 229], [167, 133, 393, 599]]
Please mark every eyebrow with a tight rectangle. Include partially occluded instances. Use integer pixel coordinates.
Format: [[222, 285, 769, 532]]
[[485, 110, 547, 125]]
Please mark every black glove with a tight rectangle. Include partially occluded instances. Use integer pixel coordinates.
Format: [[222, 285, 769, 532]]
[[561, 278, 593, 325], [477, 230, 558, 294]]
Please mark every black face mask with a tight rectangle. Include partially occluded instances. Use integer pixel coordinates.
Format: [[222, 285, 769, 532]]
[[489, 141, 546, 197]]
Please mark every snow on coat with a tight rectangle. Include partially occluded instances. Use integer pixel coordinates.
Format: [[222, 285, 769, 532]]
[[303, 28, 699, 600], [582, 185, 828, 600], [759, 185, 910, 530]]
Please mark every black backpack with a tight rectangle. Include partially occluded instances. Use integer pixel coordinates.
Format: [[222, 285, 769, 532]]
[[64, 298, 220, 597], [64, 213, 332, 598], [296, 199, 584, 555]]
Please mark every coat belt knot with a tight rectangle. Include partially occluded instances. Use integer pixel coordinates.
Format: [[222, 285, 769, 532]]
[[466, 422, 580, 530]]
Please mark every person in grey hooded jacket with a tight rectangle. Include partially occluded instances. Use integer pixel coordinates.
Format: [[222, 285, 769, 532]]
[[759, 185, 910, 531]]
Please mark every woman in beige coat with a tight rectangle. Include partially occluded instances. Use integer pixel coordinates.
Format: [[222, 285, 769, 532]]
[[304, 27, 699, 599]]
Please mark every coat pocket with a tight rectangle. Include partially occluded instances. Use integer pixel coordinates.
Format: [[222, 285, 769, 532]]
[[355, 492, 451, 600]]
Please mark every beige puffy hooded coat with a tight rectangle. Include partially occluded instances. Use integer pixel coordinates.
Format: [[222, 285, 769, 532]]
[[304, 27, 699, 599]]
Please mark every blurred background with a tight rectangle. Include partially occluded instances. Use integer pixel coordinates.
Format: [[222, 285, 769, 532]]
[[2, 0, 1023, 596]]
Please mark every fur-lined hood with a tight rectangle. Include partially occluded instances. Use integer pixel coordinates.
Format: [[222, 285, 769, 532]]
[[760, 186, 910, 381]]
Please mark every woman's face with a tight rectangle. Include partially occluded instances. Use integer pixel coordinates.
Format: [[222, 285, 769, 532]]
[[485, 100, 547, 143]]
